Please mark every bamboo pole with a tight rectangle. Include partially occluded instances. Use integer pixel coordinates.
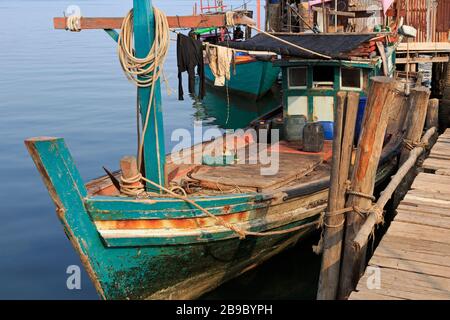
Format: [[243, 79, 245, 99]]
[[352, 126, 437, 252], [399, 87, 431, 166], [338, 77, 396, 299], [317, 92, 359, 300]]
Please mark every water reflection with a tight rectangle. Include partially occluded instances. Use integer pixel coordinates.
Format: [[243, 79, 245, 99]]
[[192, 83, 281, 130]]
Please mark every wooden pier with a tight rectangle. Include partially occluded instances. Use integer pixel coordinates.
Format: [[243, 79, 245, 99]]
[[350, 129, 450, 300]]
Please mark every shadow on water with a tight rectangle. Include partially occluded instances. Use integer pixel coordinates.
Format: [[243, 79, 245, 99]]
[[201, 233, 322, 300]]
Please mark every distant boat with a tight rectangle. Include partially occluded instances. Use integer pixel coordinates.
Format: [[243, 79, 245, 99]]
[[204, 54, 280, 100], [197, 81, 281, 129]]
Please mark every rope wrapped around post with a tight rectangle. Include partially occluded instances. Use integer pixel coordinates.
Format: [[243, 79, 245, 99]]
[[66, 15, 82, 32]]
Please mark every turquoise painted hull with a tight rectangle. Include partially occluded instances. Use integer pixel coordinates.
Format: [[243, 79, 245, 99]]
[[25, 137, 326, 300], [205, 59, 280, 100], [25, 136, 399, 299]]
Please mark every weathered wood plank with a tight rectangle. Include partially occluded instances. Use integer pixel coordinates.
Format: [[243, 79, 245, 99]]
[[423, 158, 450, 171], [358, 267, 450, 296], [370, 255, 450, 279], [349, 290, 403, 300], [396, 210, 450, 229], [378, 234, 450, 257], [397, 204, 450, 217], [403, 191, 450, 208], [53, 14, 254, 30], [388, 221, 450, 245]]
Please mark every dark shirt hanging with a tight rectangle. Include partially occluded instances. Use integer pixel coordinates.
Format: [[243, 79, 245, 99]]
[[177, 33, 205, 101]]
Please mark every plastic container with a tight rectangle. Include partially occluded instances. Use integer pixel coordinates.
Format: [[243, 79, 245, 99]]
[[303, 122, 324, 152], [355, 96, 367, 141], [271, 117, 284, 141], [319, 121, 334, 140], [284, 115, 307, 142]]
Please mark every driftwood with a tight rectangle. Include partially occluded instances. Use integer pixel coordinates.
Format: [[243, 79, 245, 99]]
[[352, 126, 437, 251], [338, 77, 397, 299], [317, 92, 359, 300]]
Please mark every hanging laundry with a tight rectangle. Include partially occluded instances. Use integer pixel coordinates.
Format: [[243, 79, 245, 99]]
[[177, 33, 205, 101], [205, 44, 233, 87]]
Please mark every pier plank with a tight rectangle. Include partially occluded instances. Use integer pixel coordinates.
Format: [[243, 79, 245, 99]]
[[376, 235, 450, 258], [349, 123, 450, 300], [387, 221, 450, 244], [396, 210, 450, 229]]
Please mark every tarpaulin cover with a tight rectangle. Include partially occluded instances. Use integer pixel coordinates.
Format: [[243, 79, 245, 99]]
[[219, 33, 375, 59]]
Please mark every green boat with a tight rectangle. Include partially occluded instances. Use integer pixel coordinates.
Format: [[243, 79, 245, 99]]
[[204, 55, 281, 100], [26, 2, 405, 300]]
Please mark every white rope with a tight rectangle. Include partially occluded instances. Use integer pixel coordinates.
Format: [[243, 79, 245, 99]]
[[67, 15, 81, 32], [117, 7, 170, 171]]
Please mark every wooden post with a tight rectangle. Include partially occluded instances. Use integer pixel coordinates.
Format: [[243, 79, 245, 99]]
[[338, 77, 396, 299], [317, 92, 359, 300], [399, 87, 431, 166], [425, 98, 439, 130], [134, 0, 166, 191], [353, 126, 437, 252], [120, 156, 143, 191]]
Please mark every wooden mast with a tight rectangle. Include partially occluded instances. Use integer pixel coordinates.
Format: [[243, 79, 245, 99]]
[[133, 0, 165, 191]]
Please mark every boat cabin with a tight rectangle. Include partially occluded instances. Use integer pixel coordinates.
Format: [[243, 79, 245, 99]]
[[276, 57, 392, 134], [225, 32, 396, 139]]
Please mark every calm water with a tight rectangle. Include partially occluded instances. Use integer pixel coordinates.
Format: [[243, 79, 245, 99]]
[[0, 0, 320, 299]]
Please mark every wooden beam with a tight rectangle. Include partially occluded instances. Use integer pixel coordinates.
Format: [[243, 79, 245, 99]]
[[53, 14, 255, 30], [397, 42, 450, 53], [395, 56, 449, 64], [311, 7, 355, 17]]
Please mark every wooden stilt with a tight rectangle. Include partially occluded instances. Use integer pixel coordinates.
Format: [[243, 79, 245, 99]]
[[317, 92, 346, 300], [425, 98, 439, 130], [399, 87, 431, 166], [338, 77, 396, 299], [317, 91, 359, 300]]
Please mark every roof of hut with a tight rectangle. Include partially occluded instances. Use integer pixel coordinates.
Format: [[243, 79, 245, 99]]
[[221, 33, 381, 59]]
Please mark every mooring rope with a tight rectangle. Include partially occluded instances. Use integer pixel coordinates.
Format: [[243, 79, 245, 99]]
[[120, 172, 322, 239]]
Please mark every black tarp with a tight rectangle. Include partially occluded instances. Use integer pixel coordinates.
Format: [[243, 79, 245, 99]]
[[219, 33, 375, 59]]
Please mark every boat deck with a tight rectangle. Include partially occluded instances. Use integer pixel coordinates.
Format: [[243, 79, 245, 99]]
[[349, 129, 450, 300]]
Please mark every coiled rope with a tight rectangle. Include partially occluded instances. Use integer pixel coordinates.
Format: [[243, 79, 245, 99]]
[[118, 7, 170, 170], [67, 15, 81, 32], [118, 7, 169, 87]]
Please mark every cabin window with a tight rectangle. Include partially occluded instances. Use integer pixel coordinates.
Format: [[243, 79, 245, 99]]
[[287, 96, 308, 116], [340, 67, 362, 90], [312, 66, 334, 89], [288, 67, 307, 88]]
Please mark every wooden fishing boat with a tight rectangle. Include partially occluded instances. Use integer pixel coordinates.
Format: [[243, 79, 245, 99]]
[[204, 54, 281, 100], [27, 2, 407, 300]]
